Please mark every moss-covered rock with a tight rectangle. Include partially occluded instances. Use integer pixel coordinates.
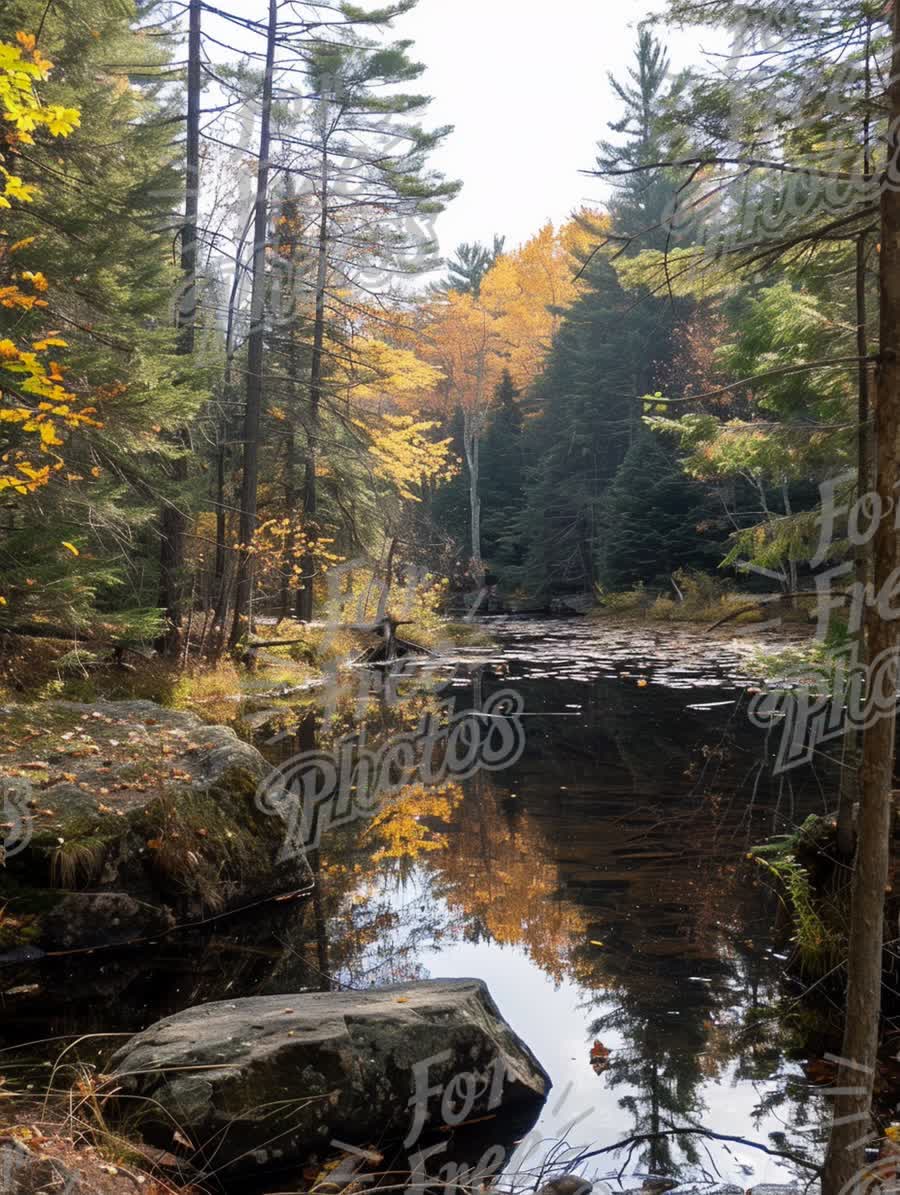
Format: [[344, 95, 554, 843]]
[[0, 700, 308, 951]]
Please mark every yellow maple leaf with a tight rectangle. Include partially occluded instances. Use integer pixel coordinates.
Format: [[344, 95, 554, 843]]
[[44, 105, 80, 137]]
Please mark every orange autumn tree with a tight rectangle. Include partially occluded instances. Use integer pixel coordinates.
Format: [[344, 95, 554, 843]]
[[419, 290, 504, 583], [418, 215, 600, 583], [479, 215, 600, 389], [0, 32, 94, 497]]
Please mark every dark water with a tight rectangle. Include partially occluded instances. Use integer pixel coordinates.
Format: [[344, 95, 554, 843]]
[[1, 619, 834, 1187]]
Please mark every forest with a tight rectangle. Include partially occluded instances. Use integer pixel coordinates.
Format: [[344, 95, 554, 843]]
[[1, 1, 900, 1194]]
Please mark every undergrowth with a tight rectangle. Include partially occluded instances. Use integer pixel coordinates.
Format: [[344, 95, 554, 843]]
[[596, 569, 768, 625], [749, 815, 848, 977]]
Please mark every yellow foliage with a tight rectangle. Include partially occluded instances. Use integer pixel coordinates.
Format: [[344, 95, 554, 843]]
[[240, 516, 343, 590], [345, 337, 444, 404], [0, 34, 79, 209], [369, 413, 458, 500], [0, 34, 89, 496], [415, 214, 603, 422], [364, 781, 464, 863], [480, 216, 592, 388]]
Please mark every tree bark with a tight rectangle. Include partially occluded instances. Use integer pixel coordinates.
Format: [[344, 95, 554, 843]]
[[836, 232, 872, 860], [463, 407, 483, 585], [376, 535, 398, 621], [822, 9, 900, 1185], [230, 0, 277, 647], [281, 426, 296, 620], [212, 434, 227, 612], [296, 144, 329, 623], [157, 0, 201, 656]]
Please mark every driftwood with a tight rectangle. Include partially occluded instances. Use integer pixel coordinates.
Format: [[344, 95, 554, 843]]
[[245, 637, 312, 648], [238, 617, 435, 668]]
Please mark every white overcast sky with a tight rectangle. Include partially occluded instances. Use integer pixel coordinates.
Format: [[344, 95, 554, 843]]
[[389, 0, 719, 256], [216, 1, 722, 269]]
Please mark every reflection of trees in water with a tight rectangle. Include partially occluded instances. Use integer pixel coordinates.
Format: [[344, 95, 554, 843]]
[[426, 780, 588, 983], [268, 667, 830, 1170], [592, 1001, 706, 1176]]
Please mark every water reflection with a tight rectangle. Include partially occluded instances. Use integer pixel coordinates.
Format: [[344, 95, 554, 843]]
[[283, 620, 831, 1183], [0, 619, 832, 1185]]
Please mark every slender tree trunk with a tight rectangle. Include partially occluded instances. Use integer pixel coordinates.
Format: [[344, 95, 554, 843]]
[[157, 0, 201, 656], [214, 206, 256, 628], [836, 232, 871, 860], [463, 409, 483, 584], [212, 434, 227, 612], [281, 427, 296, 620], [822, 12, 900, 1186], [296, 146, 329, 623], [230, 0, 277, 647], [376, 535, 398, 621]]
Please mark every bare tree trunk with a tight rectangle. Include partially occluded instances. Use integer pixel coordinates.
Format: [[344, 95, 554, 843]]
[[212, 434, 227, 610], [822, 10, 900, 1185], [463, 408, 483, 585], [213, 206, 256, 629], [376, 535, 398, 621], [230, 0, 277, 648], [296, 146, 329, 623], [157, 0, 201, 656]]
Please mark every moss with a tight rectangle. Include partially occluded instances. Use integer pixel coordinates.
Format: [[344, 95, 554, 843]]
[[23, 795, 123, 889], [0, 699, 301, 949], [133, 778, 277, 912]]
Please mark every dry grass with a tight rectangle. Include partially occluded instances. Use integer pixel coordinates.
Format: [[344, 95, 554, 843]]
[[0, 1044, 201, 1195]]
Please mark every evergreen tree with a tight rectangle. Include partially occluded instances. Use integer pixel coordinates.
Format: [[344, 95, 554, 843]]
[[430, 404, 470, 567], [0, 0, 205, 633], [480, 370, 523, 569], [512, 254, 681, 596], [595, 29, 685, 248], [596, 430, 720, 589], [434, 235, 505, 297]]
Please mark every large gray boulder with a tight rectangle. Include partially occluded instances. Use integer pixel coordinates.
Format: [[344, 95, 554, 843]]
[[110, 978, 550, 1177]]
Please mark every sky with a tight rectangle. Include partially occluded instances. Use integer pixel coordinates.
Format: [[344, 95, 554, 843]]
[[390, 0, 719, 258]]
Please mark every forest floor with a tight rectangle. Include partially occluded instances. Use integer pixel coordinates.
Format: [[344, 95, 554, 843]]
[[0, 616, 494, 713], [0, 1109, 200, 1194]]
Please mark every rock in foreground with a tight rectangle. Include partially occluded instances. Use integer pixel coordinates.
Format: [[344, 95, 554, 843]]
[[110, 978, 550, 1176]]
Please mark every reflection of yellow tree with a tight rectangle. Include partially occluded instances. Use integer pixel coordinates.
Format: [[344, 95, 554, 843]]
[[427, 782, 588, 984], [363, 781, 464, 863]]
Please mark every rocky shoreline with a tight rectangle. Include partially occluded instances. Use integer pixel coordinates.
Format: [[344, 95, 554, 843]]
[[0, 699, 310, 954]]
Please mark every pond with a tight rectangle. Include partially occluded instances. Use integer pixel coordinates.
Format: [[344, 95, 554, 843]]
[[1, 617, 835, 1190]]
